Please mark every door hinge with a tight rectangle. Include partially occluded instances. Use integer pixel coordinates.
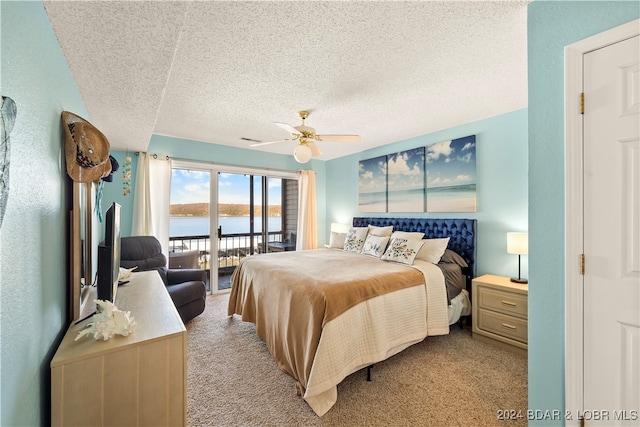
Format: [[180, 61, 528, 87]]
[[580, 92, 585, 114], [580, 254, 585, 275]]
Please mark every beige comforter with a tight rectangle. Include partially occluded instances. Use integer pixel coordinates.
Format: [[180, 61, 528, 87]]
[[228, 249, 448, 415]]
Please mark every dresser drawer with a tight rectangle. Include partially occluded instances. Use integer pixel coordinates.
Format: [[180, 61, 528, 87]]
[[477, 286, 527, 318], [476, 308, 528, 344]]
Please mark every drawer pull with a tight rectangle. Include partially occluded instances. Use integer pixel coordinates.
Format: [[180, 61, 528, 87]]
[[501, 322, 517, 330], [501, 300, 517, 307]]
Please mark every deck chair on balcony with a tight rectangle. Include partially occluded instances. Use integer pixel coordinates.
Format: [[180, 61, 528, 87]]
[[120, 236, 206, 322], [169, 250, 200, 269]]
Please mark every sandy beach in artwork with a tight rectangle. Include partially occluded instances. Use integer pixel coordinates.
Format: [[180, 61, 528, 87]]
[[427, 197, 475, 212], [426, 184, 476, 213]]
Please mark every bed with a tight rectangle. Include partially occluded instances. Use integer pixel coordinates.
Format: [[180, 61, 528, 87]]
[[228, 217, 476, 416]]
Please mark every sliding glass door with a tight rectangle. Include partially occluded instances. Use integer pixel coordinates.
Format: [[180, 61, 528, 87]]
[[170, 161, 298, 294], [217, 173, 298, 290], [169, 167, 212, 290]]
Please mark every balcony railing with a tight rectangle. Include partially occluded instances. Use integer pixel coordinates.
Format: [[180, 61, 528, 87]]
[[169, 230, 285, 275]]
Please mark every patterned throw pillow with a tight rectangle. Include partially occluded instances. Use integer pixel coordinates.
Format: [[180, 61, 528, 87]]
[[381, 237, 425, 265], [361, 234, 390, 258], [343, 227, 369, 253]]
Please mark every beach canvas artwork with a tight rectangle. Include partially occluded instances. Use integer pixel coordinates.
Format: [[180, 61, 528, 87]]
[[425, 135, 477, 212], [387, 147, 426, 212], [359, 155, 387, 212]]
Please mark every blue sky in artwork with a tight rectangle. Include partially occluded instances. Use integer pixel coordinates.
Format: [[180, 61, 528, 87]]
[[171, 169, 281, 205], [359, 155, 387, 194], [426, 135, 476, 189], [387, 147, 425, 191]]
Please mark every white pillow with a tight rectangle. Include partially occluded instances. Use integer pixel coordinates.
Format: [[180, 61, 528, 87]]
[[361, 234, 390, 258], [390, 231, 424, 241], [416, 237, 450, 264], [367, 225, 394, 237], [343, 227, 369, 253], [381, 237, 425, 265], [328, 232, 347, 249]]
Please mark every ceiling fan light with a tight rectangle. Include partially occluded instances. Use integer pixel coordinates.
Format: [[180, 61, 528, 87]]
[[293, 144, 312, 163], [308, 142, 323, 157]]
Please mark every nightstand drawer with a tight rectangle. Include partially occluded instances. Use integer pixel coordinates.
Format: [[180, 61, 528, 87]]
[[477, 308, 528, 344], [477, 286, 527, 318]]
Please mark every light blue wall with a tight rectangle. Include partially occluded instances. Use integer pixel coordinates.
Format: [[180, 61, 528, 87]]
[[0, 2, 88, 425], [527, 2, 639, 424], [326, 109, 529, 278], [100, 151, 138, 237]]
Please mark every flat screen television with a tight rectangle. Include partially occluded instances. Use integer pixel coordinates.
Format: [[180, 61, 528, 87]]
[[97, 202, 121, 303]]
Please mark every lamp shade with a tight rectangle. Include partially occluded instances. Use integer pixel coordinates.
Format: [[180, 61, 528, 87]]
[[507, 232, 528, 255], [330, 222, 349, 233], [293, 144, 312, 163]]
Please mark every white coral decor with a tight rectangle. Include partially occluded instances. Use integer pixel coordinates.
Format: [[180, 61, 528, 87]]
[[75, 299, 136, 341]]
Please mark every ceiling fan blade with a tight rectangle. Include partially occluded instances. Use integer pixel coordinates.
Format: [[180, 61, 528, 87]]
[[274, 122, 301, 135], [250, 139, 293, 147], [317, 134, 361, 143], [308, 142, 323, 157]]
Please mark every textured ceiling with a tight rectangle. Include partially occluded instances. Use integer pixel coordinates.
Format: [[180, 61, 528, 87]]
[[43, 1, 529, 161]]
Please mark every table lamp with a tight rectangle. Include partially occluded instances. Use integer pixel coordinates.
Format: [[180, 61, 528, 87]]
[[330, 222, 349, 234], [507, 232, 528, 284]]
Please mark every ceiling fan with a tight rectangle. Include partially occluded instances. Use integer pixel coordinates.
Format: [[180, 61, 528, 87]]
[[251, 111, 360, 163]]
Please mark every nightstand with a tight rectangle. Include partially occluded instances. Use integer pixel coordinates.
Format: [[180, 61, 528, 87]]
[[472, 274, 528, 355]]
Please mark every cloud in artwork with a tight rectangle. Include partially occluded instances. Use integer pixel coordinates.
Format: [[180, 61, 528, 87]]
[[359, 157, 387, 192], [426, 140, 453, 163], [388, 152, 422, 176], [457, 152, 473, 163], [462, 142, 475, 151], [378, 159, 387, 175], [427, 173, 473, 188], [387, 149, 425, 191]]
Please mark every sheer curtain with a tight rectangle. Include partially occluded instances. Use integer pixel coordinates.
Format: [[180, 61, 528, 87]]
[[296, 170, 317, 250], [131, 152, 171, 257]]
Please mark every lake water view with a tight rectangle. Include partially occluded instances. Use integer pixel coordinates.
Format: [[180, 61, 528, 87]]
[[171, 216, 285, 255], [170, 216, 283, 237]]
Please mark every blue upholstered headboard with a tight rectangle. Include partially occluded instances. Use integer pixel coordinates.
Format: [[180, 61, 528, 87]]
[[352, 217, 477, 277]]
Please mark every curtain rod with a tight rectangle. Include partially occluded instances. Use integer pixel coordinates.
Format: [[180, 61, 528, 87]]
[[135, 151, 303, 176], [135, 152, 169, 161]]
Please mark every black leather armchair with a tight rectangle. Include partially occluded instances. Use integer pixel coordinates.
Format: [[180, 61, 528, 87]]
[[120, 236, 206, 322]]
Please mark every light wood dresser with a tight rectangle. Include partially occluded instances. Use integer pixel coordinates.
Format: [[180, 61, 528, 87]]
[[472, 274, 528, 355], [51, 270, 187, 426]]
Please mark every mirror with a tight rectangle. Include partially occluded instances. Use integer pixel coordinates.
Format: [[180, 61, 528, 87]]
[[70, 181, 97, 320]]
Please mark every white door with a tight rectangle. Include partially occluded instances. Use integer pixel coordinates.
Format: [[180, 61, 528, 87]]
[[583, 34, 640, 424]]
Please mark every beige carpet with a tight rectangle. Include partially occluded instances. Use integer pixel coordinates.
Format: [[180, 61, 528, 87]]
[[186, 294, 527, 426]]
